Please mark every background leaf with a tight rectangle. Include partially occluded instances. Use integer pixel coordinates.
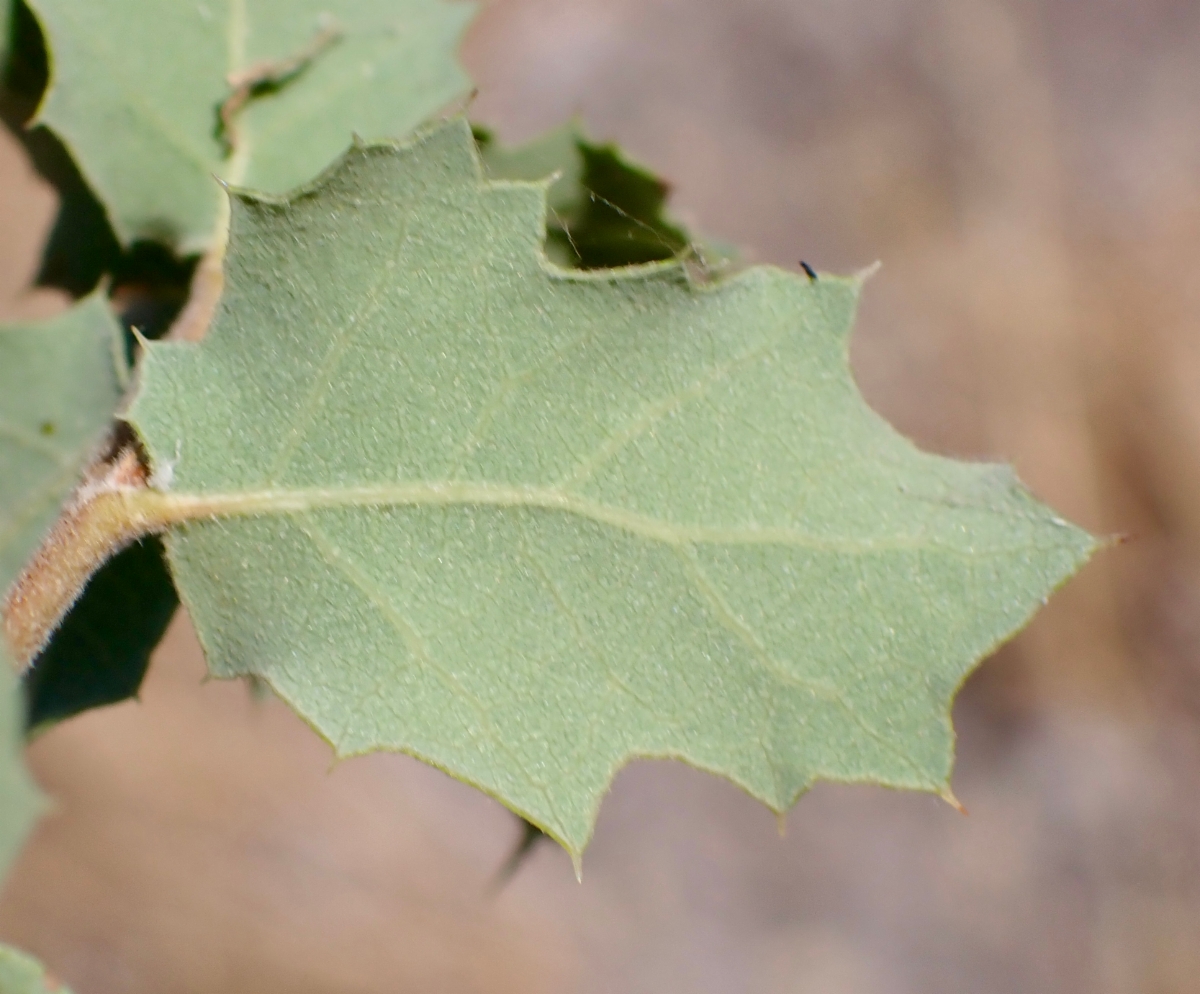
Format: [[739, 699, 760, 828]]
[[2, 2, 202, 305], [0, 295, 122, 591], [475, 122, 695, 269], [0, 300, 177, 732], [127, 120, 1095, 855], [0, 642, 42, 886], [26, 0, 476, 250], [0, 944, 70, 994], [0, 0, 117, 299]]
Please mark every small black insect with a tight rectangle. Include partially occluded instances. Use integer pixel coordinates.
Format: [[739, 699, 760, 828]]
[[799, 261, 817, 281]]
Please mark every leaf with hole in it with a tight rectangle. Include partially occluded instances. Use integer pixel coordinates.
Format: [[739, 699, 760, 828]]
[[1, 641, 43, 884], [0, 295, 123, 592], [0, 944, 70, 994], [125, 119, 1096, 857], [25, 0, 475, 250], [481, 129, 744, 870]]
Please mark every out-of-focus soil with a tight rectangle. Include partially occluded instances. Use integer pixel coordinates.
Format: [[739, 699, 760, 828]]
[[4, 0, 1200, 991]]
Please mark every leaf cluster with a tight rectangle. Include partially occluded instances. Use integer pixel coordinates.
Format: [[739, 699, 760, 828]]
[[0, 0, 1097, 979]]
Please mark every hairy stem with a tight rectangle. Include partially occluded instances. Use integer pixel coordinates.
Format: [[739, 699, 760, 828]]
[[2, 447, 157, 669]]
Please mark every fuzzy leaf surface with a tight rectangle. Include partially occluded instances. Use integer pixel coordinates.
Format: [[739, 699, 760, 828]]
[[26, 0, 474, 249], [127, 120, 1095, 854], [0, 295, 123, 592]]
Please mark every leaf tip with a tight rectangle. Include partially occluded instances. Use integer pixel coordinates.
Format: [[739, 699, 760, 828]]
[[940, 787, 968, 815], [1100, 530, 1132, 551], [853, 260, 883, 284]]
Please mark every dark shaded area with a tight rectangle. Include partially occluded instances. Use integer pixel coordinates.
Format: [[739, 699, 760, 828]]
[[475, 123, 691, 270], [23, 538, 178, 735], [494, 817, 551, 888], [15, 128, 195, 348], [0, 0, 42, 120], [556, 138, 688, 268], [0, 0, 120, 297], [109, 242, 198, 358], [21, 125, 122, 297], [0, 2, 188, 726]]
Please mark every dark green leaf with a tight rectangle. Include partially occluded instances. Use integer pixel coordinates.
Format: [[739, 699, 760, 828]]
[[476, 123, 696, 269]]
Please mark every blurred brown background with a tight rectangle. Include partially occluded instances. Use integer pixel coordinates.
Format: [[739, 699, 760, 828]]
[[3, 0, 1200, 990]]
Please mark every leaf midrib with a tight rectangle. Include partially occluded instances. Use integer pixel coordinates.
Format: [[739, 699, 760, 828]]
[[146, 479, 1075, 553]]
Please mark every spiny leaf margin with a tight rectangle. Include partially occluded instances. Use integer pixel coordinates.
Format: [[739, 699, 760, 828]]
[[125, 118, 1097, 856]]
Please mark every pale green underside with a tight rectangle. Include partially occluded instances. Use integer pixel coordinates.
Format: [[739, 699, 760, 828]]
[[28, 0, 475, 249], [0, 642, 44, 888], [478, 123, 587, 220], [0, 296, 124, 593], [0, 944, 70, 994], [127, 120, 1095, 854]]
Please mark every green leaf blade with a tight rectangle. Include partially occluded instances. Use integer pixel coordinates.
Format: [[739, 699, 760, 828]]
[[28, 0, 476, 248], [0, 944, 70, 994], [0, 295, 123, 591], [32, 0, 226, 246], [128, 120, 1095, 854], [1, 642, 43, 886], [240, 0, 477, 196]]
